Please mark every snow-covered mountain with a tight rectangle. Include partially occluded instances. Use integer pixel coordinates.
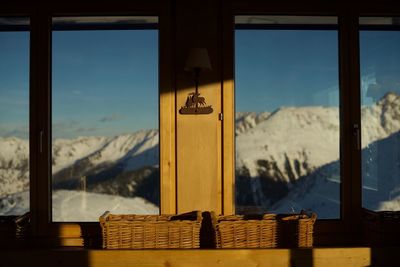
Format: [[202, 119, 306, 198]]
[[52, 129, 159, 201], [235, 111, 270, 135], [270, 130, 400, 218], [0, 129, 159, 218], [236, 92, 400, 217], [0, 189, 158, 221], [0, 137, 29, 197], [1, 92, 400, 219], [52, 129, 159, 174], [0, 129, 159, 195], [52, 190, 158, 222]]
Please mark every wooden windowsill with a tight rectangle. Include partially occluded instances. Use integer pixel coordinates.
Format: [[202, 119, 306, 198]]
[[0, 246, 398, 266]]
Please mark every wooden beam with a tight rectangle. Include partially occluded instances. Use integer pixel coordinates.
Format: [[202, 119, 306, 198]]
[[1, 247, 391, 267]]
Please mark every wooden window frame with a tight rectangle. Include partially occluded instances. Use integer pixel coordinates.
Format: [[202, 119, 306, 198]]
[[1, 0, 175, 246], [1, 0, 400, 247], [221, 0, 400, 245]]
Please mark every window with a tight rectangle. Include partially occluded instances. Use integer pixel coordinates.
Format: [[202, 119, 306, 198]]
[[0, 17, 30, 216], [235, 16, 341, 219], [51, 17, 159, 221], [360, 17, 400, 212], [2, 1, 400, 248]]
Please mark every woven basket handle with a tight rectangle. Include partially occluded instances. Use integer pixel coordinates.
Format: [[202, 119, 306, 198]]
[[99, 211, 110, 226], [170, 210, 200, 221]]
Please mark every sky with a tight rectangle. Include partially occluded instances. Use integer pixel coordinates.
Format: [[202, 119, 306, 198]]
[[52, 30, 158, 139], [1, 28, 400, 139], [360, 30, 400, 103], [235, 29, 400, 113], [0, 30, 158, 139], [0, 32, 29, 139], [235, 30, 340, 113]]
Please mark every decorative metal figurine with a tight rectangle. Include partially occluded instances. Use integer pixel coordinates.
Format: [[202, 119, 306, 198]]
[[179, 48, 213, 115]]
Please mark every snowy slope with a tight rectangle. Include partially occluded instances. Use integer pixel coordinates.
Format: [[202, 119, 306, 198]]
[[361, 92, 400, 146], [0, 137, 29, 196], [0, 129, 159, 216], [52, 190, 158, 222], [1, 92, 400, 218], [52, 129, 159, 174], [0, 129, 158, 195], [235, 111, 270, 135], [236, 92, 400, 184], [83, 130, 159, 172], [0, 190, 29, 216], [236, 106, 340, 181], [235, 92, 400, 217], [1, 189, 158, 221], [52, 136, 109, 173], [271, 130, 400, 217]]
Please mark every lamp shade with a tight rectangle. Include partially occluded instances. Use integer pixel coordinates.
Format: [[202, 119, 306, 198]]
[[184, 48, 212, 71]]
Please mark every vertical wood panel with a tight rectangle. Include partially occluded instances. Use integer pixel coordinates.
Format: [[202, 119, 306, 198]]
[[222, 1, 235, 215], [175, 0, 222, 213], [159, 2, 176, 214]]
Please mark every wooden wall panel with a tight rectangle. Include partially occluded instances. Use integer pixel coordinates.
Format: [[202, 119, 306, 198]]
[[175, 0, 222, 213]]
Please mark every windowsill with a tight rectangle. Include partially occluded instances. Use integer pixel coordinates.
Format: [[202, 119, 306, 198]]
[[0, 246, 398, 266]]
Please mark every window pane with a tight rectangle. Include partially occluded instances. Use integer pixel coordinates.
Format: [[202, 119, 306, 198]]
[[235, 23, 340, 219], [52, 17, 159, 222], [0, 19, 30, 216], [361, 26, 400, 211]]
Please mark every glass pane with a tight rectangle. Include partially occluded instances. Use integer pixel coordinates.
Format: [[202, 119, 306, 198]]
[[235, 27, 340, 219], [52, 18, 159, 222], [361, 28, 400, 211], [0, 19, 30, 216]]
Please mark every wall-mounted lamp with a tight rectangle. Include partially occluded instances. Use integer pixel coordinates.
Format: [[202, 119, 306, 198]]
[[179, 48, 213, 114]]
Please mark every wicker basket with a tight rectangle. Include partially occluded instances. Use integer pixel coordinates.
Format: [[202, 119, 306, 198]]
[[363, 208, 400, 246], [277, 212, 317, 248], [212, 213, 278, 248], [100, 210, 202, 249]]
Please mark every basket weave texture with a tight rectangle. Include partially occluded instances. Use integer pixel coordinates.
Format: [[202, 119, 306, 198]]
[[100, 211, 202, 249], [363, 208, 400, 246], [213, 213, 278, 248], [277, 212, 317, 248]]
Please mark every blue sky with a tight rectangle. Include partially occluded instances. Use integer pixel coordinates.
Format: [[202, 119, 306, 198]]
[[235, 30, 340, 113], [235, 29, 400, 113], [52, 30, 158, 138], [1, 29, 400, 139], [0, 32, 29, 138], [360, 31, 400, 102]]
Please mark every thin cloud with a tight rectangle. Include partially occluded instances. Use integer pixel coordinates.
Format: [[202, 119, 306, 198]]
[[0, 126, 29, 139], [98, 114, 123, 123], [366, 80, 400, 100], [72, 90, 82, 95], [75, 127, 97, 133], [52, 120, 99, 138], [53, 120, 80, 132]]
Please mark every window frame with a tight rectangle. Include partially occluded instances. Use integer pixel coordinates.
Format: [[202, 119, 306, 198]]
[[0, 1, 175, 246], [221, 0, 399, 246], [0, 14, 31, 246], [50, 16, 160, 223], [222, 1, 366, 245], [234, 17, 341, 219], [358, 17, 400, 212], [2, 0, 400, 247]]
